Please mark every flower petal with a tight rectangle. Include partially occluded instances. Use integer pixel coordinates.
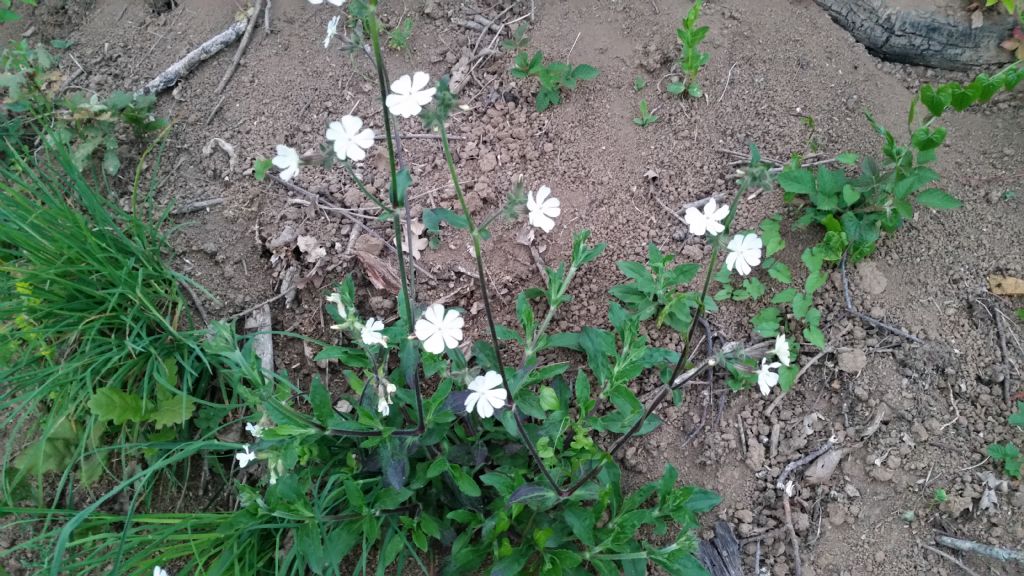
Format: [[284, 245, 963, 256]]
[[390, 74, 413, 95], [353, 128, 375, 150], [326, 121, 344, 141], [345, 142, 366, 162], [411, 71, 431, 91], [464, 392, 480, 414], [341, 114, 363, 135]]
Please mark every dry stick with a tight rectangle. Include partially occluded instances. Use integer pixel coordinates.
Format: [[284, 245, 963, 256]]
[[841, 255, 924, 344], [223, 292, 288, 322], [716, 62, 737, 103], [935, 535, 1024, 564], [179, 280, 210, 326], [920, 542, 983, 576], [268, 175, 437, 281], [216, 2, 262, 94], [205, 95, 226, 125], [776, 439, 835, 490], [263, 0, 272, 35], [170, 197, 224, 215], [782, 491, 803, 576], [995, 309, 1012, 403], [136, 17, 249, 96]]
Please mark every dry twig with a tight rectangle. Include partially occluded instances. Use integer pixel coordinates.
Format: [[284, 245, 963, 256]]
[[137, 17, 249, 95], [782, 488, 803, 576], [919, 541, 983, 576], [935, 534, 1024, 564], [170, 197, 224, 215], [216, 2, 262, 94]]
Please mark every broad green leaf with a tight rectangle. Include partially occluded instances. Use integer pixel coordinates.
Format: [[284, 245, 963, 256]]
[[88, 387, 147, 425], [767, 261, 792, 284], [149, 395, 196, 429], [449, 464, 482, 497], [916, 188, 962, 210]]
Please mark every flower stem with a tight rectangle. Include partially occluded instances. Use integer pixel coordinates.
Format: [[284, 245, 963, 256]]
[[437, 122, 564, 493], [342, 160, 391, 216]]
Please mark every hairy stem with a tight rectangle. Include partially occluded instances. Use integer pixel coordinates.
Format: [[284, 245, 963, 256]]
[[438, 123, 563, 493]]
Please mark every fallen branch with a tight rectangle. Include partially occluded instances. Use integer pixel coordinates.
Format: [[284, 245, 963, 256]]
[[935, 534, 1024, 564], [776, 439, 835, 491], [216, 3, 262, 94], [170, 197, 224, 215], [920, 541, 982, 576], [137, 16, 249, 96]]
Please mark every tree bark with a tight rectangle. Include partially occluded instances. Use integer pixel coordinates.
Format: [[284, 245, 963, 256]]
[[814, 0, 1016, 70]]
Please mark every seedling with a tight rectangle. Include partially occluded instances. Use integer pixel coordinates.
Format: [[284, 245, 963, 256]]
[[501, 22, 530, 52], [387, 17, 413, 50], [668, 0, 710, 98], [633, 75, 647, 91], [633, 99, 658, 127], [933, 488, 948, 503], [511, 50, 599, 112]]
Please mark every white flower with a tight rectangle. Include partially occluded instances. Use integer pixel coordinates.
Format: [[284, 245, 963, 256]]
[[323, 15, 340, 48], [376, 381, 398, 416], [326, 291, 347, 319], [154, 567, 170, 576], [385, 72, 436, 118], [465, 371, 507, 418], [245, 422, 264, 439], [784, 480, 795, 497], [326, 115, 375, 162], [757, 359, 782, 396], [774, 334, 791, 367], [725, 233, 763, 276], [361, 318, 387, 346], [235, 444, 256, 468], [399, 220, 428, 260], [308, 0, 344, 6], [683, 198, 729, 237], [271, 145, 300, 181], [527, 185, 560, 233], [415, 304, 464, 354]]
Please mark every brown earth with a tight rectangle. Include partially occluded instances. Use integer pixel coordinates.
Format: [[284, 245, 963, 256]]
[[7, 0, 1024, 574]]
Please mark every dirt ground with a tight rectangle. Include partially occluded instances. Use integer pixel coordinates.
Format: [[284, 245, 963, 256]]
[[10, 0, 1024, 574]]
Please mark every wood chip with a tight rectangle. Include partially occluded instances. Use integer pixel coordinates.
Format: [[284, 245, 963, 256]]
[[354, 250, 401, 293], [988, 274, 1024, 296]]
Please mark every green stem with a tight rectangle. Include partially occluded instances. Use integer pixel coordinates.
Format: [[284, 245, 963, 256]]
[[437, 122, 564, 493], [342, 160, 391, 216]]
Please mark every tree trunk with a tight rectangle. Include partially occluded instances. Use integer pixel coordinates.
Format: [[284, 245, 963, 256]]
[[814, 0, 1017, 70]]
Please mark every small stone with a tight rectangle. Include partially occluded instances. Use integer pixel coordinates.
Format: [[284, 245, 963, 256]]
[[910, 422, 929, 443], [828, 503, 847, 525], [869, 467, 894, 482], [855, 261, 888, 294], [845, 484, 861, 499], [838, 349, 868, 373], [354, 234, 384, 256], [478, 152, 497, 173], [735, 509, 754, 524]]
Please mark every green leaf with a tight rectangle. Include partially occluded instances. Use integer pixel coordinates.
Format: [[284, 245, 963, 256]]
[[772, 287, 798, 305], [309, 377, 337, 426], [449, 464, 482, 497], [253, 157, 273, 181], [836, 152, 859, 165], [88, 387, 147, 425], [666, 82, 685, 95], [149, 395, 196, 429], [393, 168, 412, 206], [916, 188, 962, 210], [842, 184, 862, 207], [572, 64, 600, 80], [423, 207, 469, 231], [1007, 402, 1024, 428], [617, 260, 656, 293], [538, 386, 559, 411], [767, 261, 792, 284], [751, 307, 781, 338], [777, 168, 815, 199]]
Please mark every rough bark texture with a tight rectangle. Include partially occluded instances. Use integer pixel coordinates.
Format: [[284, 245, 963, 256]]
[[136, 18, 248, 96], [697, 521, 744, 576], [814, 0, 1016, 70]]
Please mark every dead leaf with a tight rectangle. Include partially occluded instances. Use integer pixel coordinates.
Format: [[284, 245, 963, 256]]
[[279, 265, 300, 308], [266, 224, 298, 250], [398, 220, 429, 259], [516, 224, 535, 246], [971, 9, 983, 28], [354, 250, 401, 293], [803, 446, 855, 485], [202, 137, 237, 174], [988, 274, 1024, 296], [297, 235, 327, 263]]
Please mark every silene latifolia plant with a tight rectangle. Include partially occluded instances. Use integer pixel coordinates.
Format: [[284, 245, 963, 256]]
[[34, 2, 808, 575]]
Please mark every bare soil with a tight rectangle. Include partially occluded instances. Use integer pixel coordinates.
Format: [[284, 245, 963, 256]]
[[8, 0, 1024, 574]]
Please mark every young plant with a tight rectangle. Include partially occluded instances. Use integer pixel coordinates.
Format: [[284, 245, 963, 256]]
[[987, 401, 1024, 479], [510, 50, 599, 112], [777, 60, 1023, 264], [0, 39, 165, 174], [387, 17, 413, 50], [0, 0, 36, 24], [501, 22, 530, 52], [668, 0, 710, 98], [633, 75, 647, 91], [633, 98, 658, 127], [933, 488, 948, 504]]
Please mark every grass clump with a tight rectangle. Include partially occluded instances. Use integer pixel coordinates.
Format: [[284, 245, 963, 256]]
[[0, 139, 213, 496]]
